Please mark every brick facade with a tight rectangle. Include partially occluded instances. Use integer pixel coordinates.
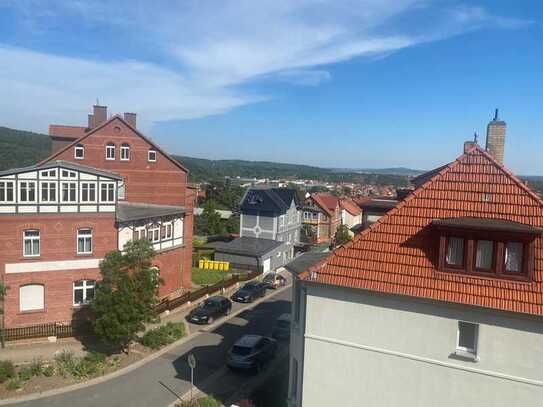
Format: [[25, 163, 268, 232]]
[[1, 108, 193, 328]]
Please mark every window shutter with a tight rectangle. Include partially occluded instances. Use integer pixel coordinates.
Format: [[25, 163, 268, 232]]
[[20, 284, 44, 311]]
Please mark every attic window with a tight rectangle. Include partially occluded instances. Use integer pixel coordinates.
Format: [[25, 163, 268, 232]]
[[434, 218, 540, 280], [74, 144, 84, 159], [148, 149, 157, 162]]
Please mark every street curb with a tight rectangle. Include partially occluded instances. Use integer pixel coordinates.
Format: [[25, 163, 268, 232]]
[[0, 283, 292, 406]]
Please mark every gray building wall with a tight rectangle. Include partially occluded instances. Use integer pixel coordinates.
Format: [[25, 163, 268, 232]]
[[289, 281, 543, 407]]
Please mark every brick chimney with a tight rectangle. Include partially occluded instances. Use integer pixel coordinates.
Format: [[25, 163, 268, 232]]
[[93, 105, 108, 127], [124, 112, 137, 128], [87, 114, 94, 129], [485, 109, 506, 164]]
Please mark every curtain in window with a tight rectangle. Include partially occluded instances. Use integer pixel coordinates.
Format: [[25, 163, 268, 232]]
[[505, 242, 523, 272], [476, 240, 493, 269], [446, 237, 464, 265]]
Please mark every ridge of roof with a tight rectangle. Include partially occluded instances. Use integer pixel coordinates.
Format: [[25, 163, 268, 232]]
[[340, 198, 362, 216], [310, 193, 338, 217], [40, 115, 188, 173], [0, 159, 123, 180]]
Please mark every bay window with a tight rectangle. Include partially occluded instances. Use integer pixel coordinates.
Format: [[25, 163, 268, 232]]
[[100, 183, 115, 203], [40, 182, 57, 202], [61, 182, 77, 202], [19, 181, 36, 202], [81, 182, 96, 202]]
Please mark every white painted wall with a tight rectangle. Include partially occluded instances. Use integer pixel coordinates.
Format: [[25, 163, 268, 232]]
[[290, 283, 543, 407]]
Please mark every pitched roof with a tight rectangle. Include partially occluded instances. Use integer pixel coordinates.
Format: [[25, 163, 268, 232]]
[[301, 145, 543, 316], [339, 198, 362, 216], [41, 115, 188, 173], [360, 198, 399, 211], [49, 125, 88, 139], [240, 187, 297, 214], [310, 193, 339, 216]]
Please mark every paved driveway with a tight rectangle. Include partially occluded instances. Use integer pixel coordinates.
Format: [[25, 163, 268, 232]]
[[10, 287, 292, 407]]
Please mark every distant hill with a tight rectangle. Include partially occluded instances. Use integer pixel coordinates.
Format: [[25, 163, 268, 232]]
[[330, 167, 425, 176], [0, 127, 51, 171], [0, 126, 409, 187]]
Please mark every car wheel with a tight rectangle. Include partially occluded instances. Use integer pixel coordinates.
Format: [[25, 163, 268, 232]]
[[208, 316, 214, 324]]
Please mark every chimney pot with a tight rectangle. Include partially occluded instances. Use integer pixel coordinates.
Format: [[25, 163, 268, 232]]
[[124, 112, 137, 128], [93, 105, 107, 127]]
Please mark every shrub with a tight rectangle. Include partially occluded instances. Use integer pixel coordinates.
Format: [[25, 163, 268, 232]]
[[17, 367, 32, 382], [29, 358, 43, 377], [142, 322, 186, 350], [42, 365, 55, 377], [0, 360, 15, 383], [54, 350, 76, 378], [5, 378, 21, 391], [177, 396, 221, 407]]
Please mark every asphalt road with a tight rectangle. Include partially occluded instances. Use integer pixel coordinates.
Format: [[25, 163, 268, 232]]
[[9, 286, 291, 407]]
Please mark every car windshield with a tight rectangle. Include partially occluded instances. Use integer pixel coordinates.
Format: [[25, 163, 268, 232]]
[[231, 346, 252, 356], [199, 301, 215, 308], [244, 283, 258, 289]]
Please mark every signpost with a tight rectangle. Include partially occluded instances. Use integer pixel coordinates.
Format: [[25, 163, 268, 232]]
[[188, 353, 196, 403]]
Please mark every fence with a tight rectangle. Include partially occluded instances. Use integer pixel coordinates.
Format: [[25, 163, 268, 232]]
[[2, 269, 263, 342]]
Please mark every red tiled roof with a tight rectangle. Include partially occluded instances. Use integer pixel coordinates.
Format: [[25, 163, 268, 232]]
[[302, 145, 543, 316], [48, 125, 88, 138], [311, 193, 339, 216], [340, 198, 362, 216]]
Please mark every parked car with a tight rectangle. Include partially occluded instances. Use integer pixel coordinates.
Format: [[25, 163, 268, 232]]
[[226, 334, 277, 372], [231, 281, 266, 303], [262, 273, 287, 289], [186, 296, 232, 325], [272, 313, 291, 339]]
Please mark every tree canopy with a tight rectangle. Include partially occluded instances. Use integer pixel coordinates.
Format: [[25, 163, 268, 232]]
[[90, 239, 162, 350]]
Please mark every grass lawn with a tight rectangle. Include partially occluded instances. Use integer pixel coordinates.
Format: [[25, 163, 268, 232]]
[[191, 267, 230, 286]]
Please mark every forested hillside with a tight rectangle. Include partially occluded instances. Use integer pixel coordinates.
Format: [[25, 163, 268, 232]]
[[0, 127, 51, 170]]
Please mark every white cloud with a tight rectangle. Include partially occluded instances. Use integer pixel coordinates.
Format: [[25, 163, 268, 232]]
[[0, 0, 531, 132]]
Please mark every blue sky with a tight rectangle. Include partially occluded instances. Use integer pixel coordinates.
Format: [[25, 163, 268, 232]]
[[1, 1, 542, 173]]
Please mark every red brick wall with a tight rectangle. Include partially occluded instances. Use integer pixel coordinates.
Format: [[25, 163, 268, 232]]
[[0, 213, 116, 327], [50, 118, 189, 207]]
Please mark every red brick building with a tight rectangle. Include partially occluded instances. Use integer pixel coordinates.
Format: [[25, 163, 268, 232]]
[[0, 105, 193, 328]]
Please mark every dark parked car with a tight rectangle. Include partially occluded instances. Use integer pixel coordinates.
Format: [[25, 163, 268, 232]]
[[262, 273, 287, 289], [226, 335, 277, 372], [272, 313, 291, 339], [231, 281, 266, 303], [186, 296, 232, 325]]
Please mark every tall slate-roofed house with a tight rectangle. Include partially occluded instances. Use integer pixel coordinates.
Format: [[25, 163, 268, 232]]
[[287, 114, 543, 407], [214, 187, 301, 273]]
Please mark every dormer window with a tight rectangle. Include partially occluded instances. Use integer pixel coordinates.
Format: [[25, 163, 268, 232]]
[[434, 217, 541, 280], [74, 144, 84, 159], [106, 143, 115, 160], [120, 143, 130, 161]]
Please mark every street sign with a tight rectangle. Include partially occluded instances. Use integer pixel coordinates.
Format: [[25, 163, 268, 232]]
[[188, 353, 196, 369]]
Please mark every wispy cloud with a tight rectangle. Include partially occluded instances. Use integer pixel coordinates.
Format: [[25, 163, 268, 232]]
[[0, 0, 531, 132]]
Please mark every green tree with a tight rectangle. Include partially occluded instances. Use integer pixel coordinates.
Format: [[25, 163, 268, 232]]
[[301, 224, 316, 243], [90, 239, 162, 352], [335, 225, 352, 246], [196, 200, 227, 236]]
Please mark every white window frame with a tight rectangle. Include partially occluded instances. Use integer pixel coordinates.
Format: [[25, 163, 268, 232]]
[[135, 227, 147, 241], [106, 143, 116, 160], [0, 180, 15, 203], [40, 169, 57, 178], [73, 280, 95, 306], [165, 222, 173, 239], [456, 321, 479, 359], [279, 215, 285, 227], [100, 182, 116, 203], [19, 284, 44, 312], [40, 181, 57, 203], [120, 144, 130, 161], [23, 229, 40, 257], [118, 178, 126, 200], [61, 181, 78, 203], [148, 226, 160, 243], [80, 182, 97, 203], [61, 170, 77, 179], [148, 150, 157, 162], [19, 181, 37, 203], [74, 144, 85, 160], [77, 228, 93, 254]]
